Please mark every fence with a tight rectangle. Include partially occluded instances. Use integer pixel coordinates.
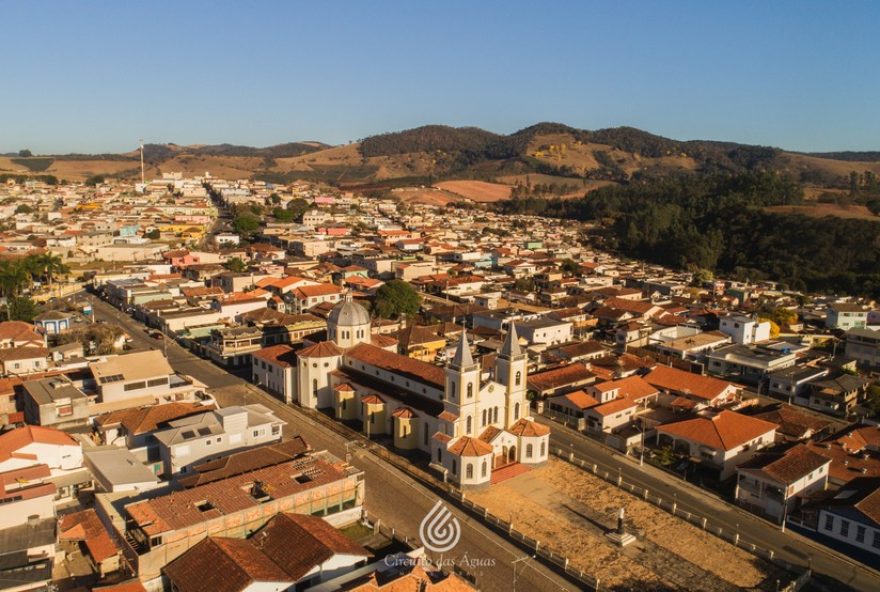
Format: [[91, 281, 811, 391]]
[[299, 406, 602, 590], [550, 446, 810, 591]]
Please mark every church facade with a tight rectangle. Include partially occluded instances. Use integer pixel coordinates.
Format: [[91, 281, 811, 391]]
[[294, 293, 550, 487]]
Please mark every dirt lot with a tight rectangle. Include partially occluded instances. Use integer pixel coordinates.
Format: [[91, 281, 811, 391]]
[[434, 180, 512, 202], [468, 459, 779, 591]]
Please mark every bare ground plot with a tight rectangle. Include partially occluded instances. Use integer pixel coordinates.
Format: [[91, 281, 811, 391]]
[[433, 180, 512, 202], [468, 459, 784, 591], [392, 187, 461, 206]]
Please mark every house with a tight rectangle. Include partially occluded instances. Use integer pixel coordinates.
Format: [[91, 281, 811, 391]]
[[826, 303, 868, 331], [656, 411, 778, 479], [22, 375, 91, 430], [153, 404, 284, 476], [806, 425, 880, 487], [0, 321, 45, 349], [89, 350, 202, 413], [767, 365, 829, 405], [59, 508, 122, 577], [718, 314, 771, 345], [314, 562, 477, 592], [547, 390, 600, 421], [527, 363, 595, 399], [0, 425, 90, 504], [515, 317, 572, 347], [706, 343, 797, 385], [0, 346, 49, 376], [84, 447, 161, 494], [582, 376, 659, 435], [644, 365, 738, 409], [163, 513, 370, 592], [815, 477, 880, 560], [806, 373, 870, 417], [111, 448, 364, 582], [287, 283, 343, 314], [735, 444, 831, 522], [844, 327, 880, 369]]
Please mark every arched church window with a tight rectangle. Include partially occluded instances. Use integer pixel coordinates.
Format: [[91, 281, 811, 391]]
[[515, 371, 522, 387]]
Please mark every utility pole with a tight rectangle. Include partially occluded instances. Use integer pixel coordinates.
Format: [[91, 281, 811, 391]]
[[139, 138, 145, 185]]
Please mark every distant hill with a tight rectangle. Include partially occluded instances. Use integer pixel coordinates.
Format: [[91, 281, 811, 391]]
[[3, 125, 879, 191]]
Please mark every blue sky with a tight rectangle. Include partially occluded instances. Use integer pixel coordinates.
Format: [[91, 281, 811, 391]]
[[4, 0, 879, 153]]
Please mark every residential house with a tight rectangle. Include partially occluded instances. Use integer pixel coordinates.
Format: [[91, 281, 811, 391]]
[[656, 411, 778, 479], [815, 477, 880, 560], [153, 404, 284, 476], [736, 444, 831, 522], [826, 303, 868, 331]]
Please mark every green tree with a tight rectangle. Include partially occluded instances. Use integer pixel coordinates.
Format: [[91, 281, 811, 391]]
[[6, 296, 38, 321], [14, 204, 33, 215], [84, 175, 105, 186], [560, 259, 580, 275], [374, 280, 421, 318], [286, 198, 310, 221], [273, 207, 294, 222], [513, 277, 536, 292], [233, 214, 260, 236], [145, 228, 161, 240], [224, 257, 248, 273], [269, 193, 281, 205], [18, 149, 32, 158]]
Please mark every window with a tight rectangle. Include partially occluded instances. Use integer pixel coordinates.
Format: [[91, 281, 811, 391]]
[[856, 525, 866, 543], [466, 464, 473, 479], [482, 409, 487, 426], [540, 441, 545, 457], [56, 405, 73, 417], [312, 379, 318, 395], [515, 371, 522, 387], [467, 383, 473, 399], [450, 382, 455, 398], [493, 407, 499, 423], [124, 381, 147, 392], [514, 402, 520, 420], [873, 531, 880, 549], [466, 416, 472, 434], [840, 519, 849, 537], [451, 459, 457, 475], [526, 444, 533, 458], [424, 426, 429, 445], [437, 448, 442, 463], [481, 460, 487, 478]]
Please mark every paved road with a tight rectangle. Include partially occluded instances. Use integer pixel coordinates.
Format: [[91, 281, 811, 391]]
[[88, 295, 574, 591], [539, 415, 879, 592]]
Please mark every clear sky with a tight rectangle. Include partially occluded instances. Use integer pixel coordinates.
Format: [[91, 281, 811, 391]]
[[4, 0, 879, 154]]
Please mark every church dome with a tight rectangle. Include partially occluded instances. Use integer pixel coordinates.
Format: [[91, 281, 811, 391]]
[[328, 293, 370, 328]]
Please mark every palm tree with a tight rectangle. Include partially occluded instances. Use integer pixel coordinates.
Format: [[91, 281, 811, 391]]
[[0, 260, 28, 297], [39, 253, 69, 286]]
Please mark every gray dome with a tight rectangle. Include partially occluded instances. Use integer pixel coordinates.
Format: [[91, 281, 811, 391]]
[[329, 294, 370, 328]]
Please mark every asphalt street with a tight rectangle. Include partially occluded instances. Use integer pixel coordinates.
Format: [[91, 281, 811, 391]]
[[88, 295, 575, 592]]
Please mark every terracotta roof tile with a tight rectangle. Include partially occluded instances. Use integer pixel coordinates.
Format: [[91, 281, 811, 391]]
[[657, 410, 777, 451]]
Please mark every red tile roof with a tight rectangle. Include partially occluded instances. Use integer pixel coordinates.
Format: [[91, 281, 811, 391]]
[[448, 436, 494, 457], [346, 343, 445, 388], [657, 411, 778, 451], [252, 344, 297, 368], [507, 418, 550, 437], [0, 425, 77, 462], [645, 365, 735, 402], [298, 341, 343, 359], [59, 509, 120, 563]]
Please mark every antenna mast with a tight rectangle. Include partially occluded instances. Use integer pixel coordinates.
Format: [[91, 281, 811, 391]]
[[139, 138, 145, 184]]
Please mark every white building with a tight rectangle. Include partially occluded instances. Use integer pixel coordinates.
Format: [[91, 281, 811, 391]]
[[719, 314, 771, 345], [735, 444, 830, 522], [295, 294, 550, 488], [815, 477, 880, 559]]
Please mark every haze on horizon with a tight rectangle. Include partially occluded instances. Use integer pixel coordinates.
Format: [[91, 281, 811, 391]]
[[4, 0, 879, 154]]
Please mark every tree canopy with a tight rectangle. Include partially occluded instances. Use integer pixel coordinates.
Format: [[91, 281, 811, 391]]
[[373, 280, 421, 318]]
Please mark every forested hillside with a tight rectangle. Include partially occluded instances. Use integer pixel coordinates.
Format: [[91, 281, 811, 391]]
[[497, 172, 880, 296]]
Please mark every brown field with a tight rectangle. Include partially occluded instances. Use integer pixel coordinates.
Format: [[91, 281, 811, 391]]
[[469, 460, 778, 591], [778, 152, 880, 178], [0, 156, 33, 174], [765, 203, 879, 220], [802, 185, 847, 200], [433, 180, 511, 202], [46, 159, 138, 181], [392, 187, 460, 206]]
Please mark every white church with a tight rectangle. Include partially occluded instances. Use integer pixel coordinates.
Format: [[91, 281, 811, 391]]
[[294, 293, 550, 487]]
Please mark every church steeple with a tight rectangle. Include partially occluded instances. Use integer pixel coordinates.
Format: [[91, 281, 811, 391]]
[[450, 330, 475, 370], [499, 322, 524, 360]]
